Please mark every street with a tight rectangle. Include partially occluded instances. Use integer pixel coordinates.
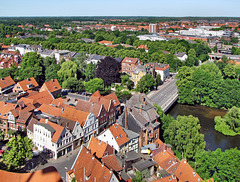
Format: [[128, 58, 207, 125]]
[[35, 146, 81, 182]]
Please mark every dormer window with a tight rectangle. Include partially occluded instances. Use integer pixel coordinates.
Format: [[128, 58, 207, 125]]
[[116, 136, 118, 139], [120, 134, 122, 138], [27, 83, 33, 88]]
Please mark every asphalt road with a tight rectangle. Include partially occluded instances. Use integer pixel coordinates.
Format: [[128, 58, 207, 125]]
[[149, 79, 178, 110], [35, 147, 81, 182], [67, 93, 90, 101]]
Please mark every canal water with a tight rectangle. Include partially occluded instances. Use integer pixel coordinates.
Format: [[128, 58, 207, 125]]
[[167, 103, 240, 151]]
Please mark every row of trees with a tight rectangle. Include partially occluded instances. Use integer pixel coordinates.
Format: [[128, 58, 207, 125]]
[[177, 63, 240, 109]]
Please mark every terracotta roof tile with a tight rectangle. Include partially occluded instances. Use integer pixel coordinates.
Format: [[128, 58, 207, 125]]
[[40, 79, 62, 93], [137, 45, 149, 50], [51, 98, 66, 108], [175, 160, 202, 182], [60, 106, 89, 127], [0, 76, 15, 90], [91, 90, 101, 97], [0, 166, 62, 182], [153, 176, 177, 182], [76, 99, 102, 117], [37, 103, 63, 117], [102, 92, 120, 107], [40, 118, 64, 143], [15, 77, 39, 91], [16, 111, 32, 124], [0, 102, 16, 120], [153, 151, 180, 174], [109, 123, 129, 147], [122, 57, 140, 64], [102, 154, 122, 172], [27, 90, 54, 105], [69, 146, 113, 182], [88, 137, 114, 158]]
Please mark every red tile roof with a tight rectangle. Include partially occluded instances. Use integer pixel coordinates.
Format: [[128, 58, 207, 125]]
[[0, 166, 62, 182], [122, 57, 140, 64], [40, 79, 62, 93], [109, 123, 129, 147], [153, 176, 177, 182], [40, 118, 64, 143], [37, 103, 63, 117], [27, 90, 54, 105], [137, 45, 149, 50], [102, 154, 122, 172], [88, 137, 114, 158], [60, 106, 89, 127], [51, 98, 66, 108], [175, 160, 202, 182], [0, 102, 16, 120], [68, 146, 113, 182], [98, 40, 113, 44], [76, 99, 102, 117], [15, 77, 39, 91], [102, 92, 120, 107], [153, 151, 180, 174], [0, 76, 15, 90]]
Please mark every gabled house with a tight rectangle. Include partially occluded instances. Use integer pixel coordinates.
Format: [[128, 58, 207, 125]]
[[26, 118, 38, 140], [121, 57, 142, 75], [13, 77, 39, 93], [0, 102, 16, 135], [98, 123, 139, 154], [175, 160, 202, 182], [60, 106, 98, 142], [153, 151, 180, 175], [19, 90, 55, 108], [58, 116, 83, 149], [174, 52, 188, 61], [39, 79, 62, 98], [102, 154, 123, 173], [87, 136, 115, 159], [137, 45, 149, 52], [0, 76, 15, 94], [145, 62, 170, 82], [124, 93, 160, 146], [66, 146, 119, 182], [0, 50, 22, 69], [15, 111, 37, 132], [33, 118, 73, 159], [130, 65, 147, 87], [90, 90, 121, 116]]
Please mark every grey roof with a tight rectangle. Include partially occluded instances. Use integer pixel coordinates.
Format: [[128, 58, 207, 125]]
[[120, 111, 142, 134], [174, 52, 186, 57], [88, 54, 105, 60], [132, 160, 155, 171], [141, 143, 157, 151], [123, 128, 139, 140], [120, 171, 131, 180], [27, 118, 39, 132], [125, 151, 142, 162], [114, 57, 123, 63], [36, 123, 55, 133], [58, 116, 76, 132]]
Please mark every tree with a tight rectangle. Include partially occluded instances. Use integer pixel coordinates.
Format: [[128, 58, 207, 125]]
[[155, 74, 162, 86], [62, 77, 84, 92], [195, 148, 240, 182], [84, 63, 96, 81], [223, 64, 236, 79], [137, 74, 155, 93], [214, 106, 240, 136], [57, 61, 78, 83], [73, 51, 88, 78], [45, 64, 60, 81], [18, 52, 45, 84], [0, 129, 4, 141], [95, 57, 121, 86], [164, 115, 206, 160], [3, 135, 33, 169], [84, 78, 104, 93], [132, 171, 144, 182]]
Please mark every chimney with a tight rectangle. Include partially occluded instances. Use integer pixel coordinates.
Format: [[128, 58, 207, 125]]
[[124, 107, 128, 129], [139, 129, 144, 150], [145, 130, 148, 145], [139, 105, 143, 114]]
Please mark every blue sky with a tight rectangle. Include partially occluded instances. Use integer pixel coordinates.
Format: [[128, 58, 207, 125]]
[[1, 0, 240, 17]]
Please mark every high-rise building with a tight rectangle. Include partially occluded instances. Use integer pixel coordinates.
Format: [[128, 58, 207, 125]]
[[149, 23, 159, 33]]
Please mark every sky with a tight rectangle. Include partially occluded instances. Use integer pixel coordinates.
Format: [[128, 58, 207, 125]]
[[1, 0, 240, 17]]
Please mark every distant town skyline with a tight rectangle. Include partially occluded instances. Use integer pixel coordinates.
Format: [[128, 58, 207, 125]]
[[1, 0, 240, 17]]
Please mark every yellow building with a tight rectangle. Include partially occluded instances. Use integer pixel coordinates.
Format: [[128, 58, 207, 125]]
[[130, 65, 146, 87]]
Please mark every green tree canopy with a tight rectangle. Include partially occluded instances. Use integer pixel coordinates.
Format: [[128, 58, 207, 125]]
[[215, 106, 240, 136], [57, 60, 78, 83], [137, 74, 155, 93], [164, 115, 206, 160], [3, 135, 33, 169], [84, 78, 104, 93]]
